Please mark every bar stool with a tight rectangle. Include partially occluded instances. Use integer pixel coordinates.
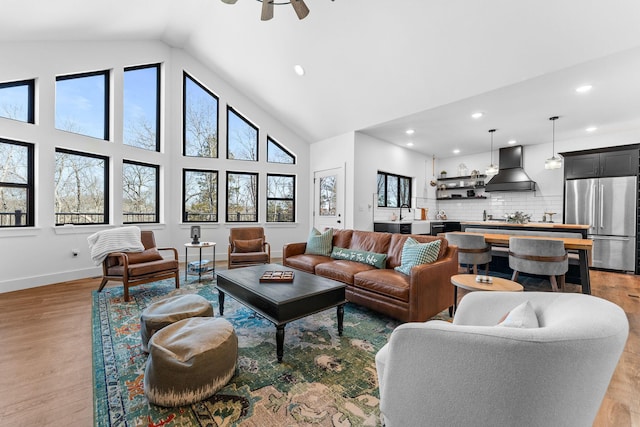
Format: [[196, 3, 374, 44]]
[[508, 237, 568, 292], [445, 232, 492, 275]]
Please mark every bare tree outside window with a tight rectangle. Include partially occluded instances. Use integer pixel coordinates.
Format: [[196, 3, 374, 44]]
[[0, 139, 33, 226], [267, 174, 295, 222], [267, 137, 295, 164], [0, 79, 34, 123], [227, 107, 258, 161], [319, 175, 337, 216], [377, 171, 412, 208], [183, 169, 218, 222], [124, 65, 160, 151], [54, 149, 108, 225], [227, 172, 258, 222], [122, 161, 158, 223], [184, 73, 218, 158]]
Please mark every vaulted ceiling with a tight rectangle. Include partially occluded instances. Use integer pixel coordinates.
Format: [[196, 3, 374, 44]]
[[3, 0, 640, 158]]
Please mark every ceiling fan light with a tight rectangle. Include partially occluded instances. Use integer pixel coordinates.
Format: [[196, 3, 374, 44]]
[[220, 0, 238, 4], [545, 156, 563, 170]]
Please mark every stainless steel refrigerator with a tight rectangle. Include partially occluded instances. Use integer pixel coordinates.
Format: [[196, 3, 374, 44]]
[[565, 176, 637, 271]]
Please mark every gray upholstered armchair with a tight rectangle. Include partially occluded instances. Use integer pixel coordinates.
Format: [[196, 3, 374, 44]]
[[375, 291, 628, 427]]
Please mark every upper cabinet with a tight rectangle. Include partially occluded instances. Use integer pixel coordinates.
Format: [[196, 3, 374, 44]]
[[563, 147, 639, 179]]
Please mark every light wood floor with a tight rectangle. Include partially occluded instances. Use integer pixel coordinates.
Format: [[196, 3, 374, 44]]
[[0, 266, 638, 426]]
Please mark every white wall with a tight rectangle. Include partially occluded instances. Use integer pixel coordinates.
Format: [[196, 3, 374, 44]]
[[0, 41, 310, 293]]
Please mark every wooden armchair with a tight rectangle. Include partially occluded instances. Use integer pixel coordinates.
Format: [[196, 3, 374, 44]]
[[97, 230, 179, 302], [228, 227, 271, 269]]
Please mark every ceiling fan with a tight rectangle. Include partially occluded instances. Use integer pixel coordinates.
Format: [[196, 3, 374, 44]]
[[220, 0, 310, 21]]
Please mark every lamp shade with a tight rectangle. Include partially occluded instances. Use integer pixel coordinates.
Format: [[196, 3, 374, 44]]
[[545, 156, 563, 170]]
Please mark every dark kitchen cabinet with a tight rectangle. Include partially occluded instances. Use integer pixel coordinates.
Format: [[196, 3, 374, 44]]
[[374, 222, 412, 234], [564, 149, 638, 179]]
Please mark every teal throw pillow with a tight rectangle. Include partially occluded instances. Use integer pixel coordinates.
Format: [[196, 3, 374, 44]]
[[394, 237, 441, 275], [331, 247, 388, 269], [304, 227, 333, 256]]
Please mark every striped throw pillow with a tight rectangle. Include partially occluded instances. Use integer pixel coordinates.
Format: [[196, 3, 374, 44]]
[[394, 237, 441, 275], [304, 227, 333, 256]]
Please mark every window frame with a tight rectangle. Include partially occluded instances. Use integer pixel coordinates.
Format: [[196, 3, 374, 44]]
[[55, 70, 110, 140], [182, 72, 219, 158], [266, 173, 296, 223], [377, 171, 412, 208], [226, 171, 259, 223], [267, 136, 296, 164], [0, 137, 35, 227], [182, 168, 219, 223], [0, 79, 35, 124], [123, 63, 161, 151], [122, 159, 160, 224], [226, 106, 259, 162], [54, 148, 109, 226]]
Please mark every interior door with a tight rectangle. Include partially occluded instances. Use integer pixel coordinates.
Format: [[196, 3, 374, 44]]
[[313, 166, 345, 230]]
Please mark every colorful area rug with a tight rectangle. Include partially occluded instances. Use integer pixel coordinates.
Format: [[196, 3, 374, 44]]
[[92, 275, 451, 426]]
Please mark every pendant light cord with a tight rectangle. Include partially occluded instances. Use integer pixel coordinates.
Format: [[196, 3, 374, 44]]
[[549, 116, 559, 156]]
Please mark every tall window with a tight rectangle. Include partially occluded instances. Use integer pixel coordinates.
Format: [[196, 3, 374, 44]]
[[226, 171, 258, 222], [123, 64, 160, 151], [183, 169, 218, 222], [377, 171, 412, 208], [55, 70, 109, 140], [267, 174, 295, 222], [0, 138, 34, 227], [122, 160, 159, 224], [267, 137, 295, 164], [54, 149, 108, 225], [227, 107, 258, 161], [183, 72, 218, 157], [0, 79, 35, 123]]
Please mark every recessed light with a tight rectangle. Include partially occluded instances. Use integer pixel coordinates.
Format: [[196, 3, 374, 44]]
[[508, 139, 517, 145], [406, 142, 414, 147], [471, 112, 484, 119], [576, 85, 593, 93], [405, 129, 415, 135], [293, 65, 305, 76], [453, 149, 460, 154], [586, 126, 598, 132]]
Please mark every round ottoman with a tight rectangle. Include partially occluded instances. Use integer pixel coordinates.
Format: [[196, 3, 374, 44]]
[[140, 294, 213, 352], [144, 317, 238, 407]]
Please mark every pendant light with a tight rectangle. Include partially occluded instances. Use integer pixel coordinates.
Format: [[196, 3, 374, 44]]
[[485, 129, 499, 176], [545, 116, 562, 170]]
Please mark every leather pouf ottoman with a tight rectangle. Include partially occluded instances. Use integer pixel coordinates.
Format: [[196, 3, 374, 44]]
[[144, 317, 238, 407], [140, 294, 213, 352]]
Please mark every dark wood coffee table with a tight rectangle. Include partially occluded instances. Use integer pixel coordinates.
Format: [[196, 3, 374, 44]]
[[215, 264, 347, 362]]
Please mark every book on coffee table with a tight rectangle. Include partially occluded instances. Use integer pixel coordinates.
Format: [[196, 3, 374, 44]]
[[259, 270, 295, 283]]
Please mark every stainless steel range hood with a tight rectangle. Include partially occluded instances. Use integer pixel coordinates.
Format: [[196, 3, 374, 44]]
[[484, 145, 536, 192]]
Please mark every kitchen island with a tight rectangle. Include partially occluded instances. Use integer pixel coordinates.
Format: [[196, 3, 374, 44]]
[[459, 221, 592, 293]]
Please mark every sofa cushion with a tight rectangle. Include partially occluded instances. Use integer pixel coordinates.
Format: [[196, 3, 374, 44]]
[[387, 235, 447, 267], [354, 269, 410, 302], [284, 253, 331, 274], [350, 230, 392, 254], [331, 247, 388, 269], [305, 228, 333, 256], [315, 260, 376, 285], [497, 300, 539, 328], [233, 238, 263, 253], [394, 238, 441, 275], [332, 229, 353, 249]]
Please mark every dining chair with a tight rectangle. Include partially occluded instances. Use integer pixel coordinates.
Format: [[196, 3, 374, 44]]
[[445, 232, 492, 275], [508, 237, 568, 291]]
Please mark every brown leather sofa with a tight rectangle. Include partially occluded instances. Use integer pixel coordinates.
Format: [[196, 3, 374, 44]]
[[283, 229, 458, 322]]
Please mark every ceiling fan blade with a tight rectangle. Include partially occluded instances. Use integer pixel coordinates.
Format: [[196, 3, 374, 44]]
[[290, 0, 309, 19], [261, 0, 274, 21], [220, 0, 238, 4]]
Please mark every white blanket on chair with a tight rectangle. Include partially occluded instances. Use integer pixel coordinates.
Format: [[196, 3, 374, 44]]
[[87, 226, 145, 265]]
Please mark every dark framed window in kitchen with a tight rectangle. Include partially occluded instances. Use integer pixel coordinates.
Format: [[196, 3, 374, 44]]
[[377, 171, 412, 208]]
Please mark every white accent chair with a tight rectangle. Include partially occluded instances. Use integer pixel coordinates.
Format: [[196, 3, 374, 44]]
[[375, 292, 628, 427]]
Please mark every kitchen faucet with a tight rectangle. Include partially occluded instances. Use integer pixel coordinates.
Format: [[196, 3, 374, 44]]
[[399, 204, 411, 221]]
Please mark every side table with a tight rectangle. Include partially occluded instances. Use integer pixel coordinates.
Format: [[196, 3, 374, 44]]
[[450, 274, 523, 315], [184, 242, 216, 283]]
